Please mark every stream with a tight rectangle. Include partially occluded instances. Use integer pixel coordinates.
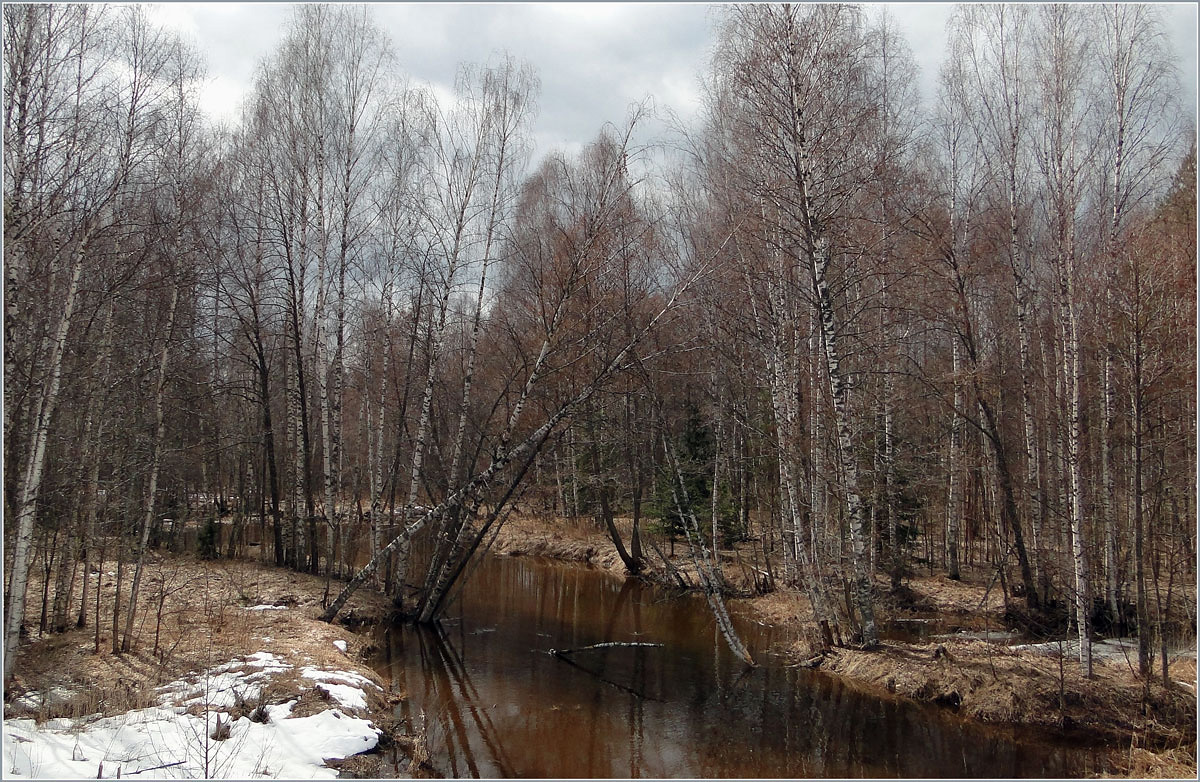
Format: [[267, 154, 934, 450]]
[[368, 553, 1108, 778]]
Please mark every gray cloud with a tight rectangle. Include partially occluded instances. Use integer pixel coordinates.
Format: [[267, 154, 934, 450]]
[[373, 3, 713, 158], [154, 3, 1197, 155]]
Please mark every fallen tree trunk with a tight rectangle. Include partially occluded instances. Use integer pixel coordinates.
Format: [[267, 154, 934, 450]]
[[549, 642, 664, 657]]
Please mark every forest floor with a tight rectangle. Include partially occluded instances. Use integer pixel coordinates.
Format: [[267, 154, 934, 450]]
[[493, 512, 1198, 779], [2, 552, 412, 779]]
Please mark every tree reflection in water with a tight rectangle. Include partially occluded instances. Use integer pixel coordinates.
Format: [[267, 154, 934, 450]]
[[373, 554, 1106, 778]]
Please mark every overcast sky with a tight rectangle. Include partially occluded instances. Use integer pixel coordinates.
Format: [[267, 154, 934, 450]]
[[149, 2, 1198, 162]]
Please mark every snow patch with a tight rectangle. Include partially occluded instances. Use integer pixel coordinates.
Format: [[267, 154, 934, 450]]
[[1011, 637, 1142, 661], [333, 640, 348, 653], [157, 653, 294, 710], [931, 630, 1022, 644], [314, 683, 369, 711], [4, 653, 381, 779], [2, 706, 378, 779], [299, 667, 379, 711], [13, 687, 78, 711], [213, 651, 290, 672], [243, 604, 288, 611], [299, 667, 381, 691]]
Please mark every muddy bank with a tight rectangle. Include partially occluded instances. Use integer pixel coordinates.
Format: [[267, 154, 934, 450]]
[[4, 554, 404, 778], [492, 513, 1197, 778]]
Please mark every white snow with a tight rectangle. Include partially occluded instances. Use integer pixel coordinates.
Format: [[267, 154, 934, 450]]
[[215, 651, 291, 672], [243, 604, 288, 611], [333, 640, 348, 653], [1010, 636, 1182, 664], [298, 666, 380, 712], [314, 683, 369, 711], [157, 653, 294, 709], [3, 652, 381, 779], [13, 687, 77, 711], [931, 629, 1023, 644], [2, 706, 379, 779], [299, 666, 381, 691]]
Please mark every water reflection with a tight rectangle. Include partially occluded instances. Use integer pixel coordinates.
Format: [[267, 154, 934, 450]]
[[371, 555, 1106, 778]]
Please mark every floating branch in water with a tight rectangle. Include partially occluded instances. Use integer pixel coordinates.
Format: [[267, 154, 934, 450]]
[[548, 641, 664, 657]]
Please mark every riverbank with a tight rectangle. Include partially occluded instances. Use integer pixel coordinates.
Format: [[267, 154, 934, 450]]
[[492, 512, 1198, 779], [2, 553, 406, 779], [8, 522, 1191, 778]]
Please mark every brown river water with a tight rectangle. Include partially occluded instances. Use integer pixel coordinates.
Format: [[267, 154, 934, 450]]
[[367, 553, 1109, 778]]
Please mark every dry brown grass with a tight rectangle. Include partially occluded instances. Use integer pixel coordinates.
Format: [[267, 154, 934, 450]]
[[821, 639, 1193, 741], [6, 553, 393, 728], [494, 514, 626, 572], [729, 589, 816, 626], [1169, 657, 1197, 685], [903, 569, 1010, 614], [1114, 745, 1199, 779], [496, 512, 779, 593]]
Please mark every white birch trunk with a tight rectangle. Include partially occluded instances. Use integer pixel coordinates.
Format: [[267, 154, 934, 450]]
[[4, 230, 90, 683], [740, 249, 832, 634], [947, 339, 964, 580], [75, 298, 116, 627], [286, 347, 306, 567], [662, 432, 753, 666], [122, 281, 180, 652], [1065, 301, 1091, 675], [810, 320, 828, 566], [884, 372, 899, 588], [1102, 346, 1119, 626], [811, 237, 877, 646]]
